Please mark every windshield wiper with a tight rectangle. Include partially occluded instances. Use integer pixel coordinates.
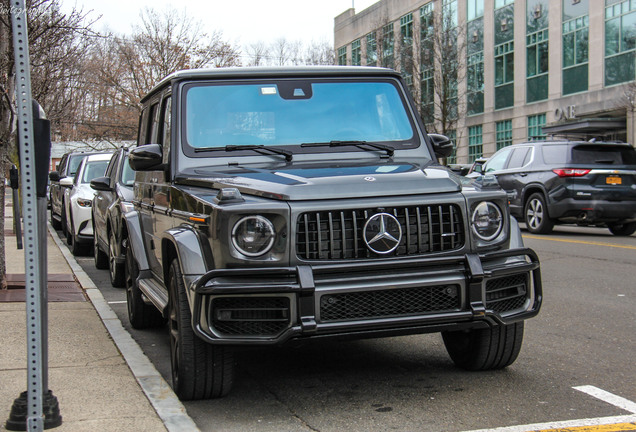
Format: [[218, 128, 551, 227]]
[[301, 140, 395, 157], [194, 144, 293, 161]]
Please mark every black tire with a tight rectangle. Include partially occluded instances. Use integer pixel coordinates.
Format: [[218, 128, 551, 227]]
[[70, 218, 84, 256], [524, 193, 554, 234], [125, 247, 164, 329], [61, 203, 68, 238], [94, 229, 108, 269], [50, 206, 61, 230], [168, 258, 234, 400], [608, 221, 636, 236], [109, 229, 125, 287], [442, 322, 524, 371]]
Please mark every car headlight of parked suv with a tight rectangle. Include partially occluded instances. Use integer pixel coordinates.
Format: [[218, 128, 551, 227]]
[[471, 201, 503, 241], [77, 197, 92, 207], [231, 215, 276, 257]]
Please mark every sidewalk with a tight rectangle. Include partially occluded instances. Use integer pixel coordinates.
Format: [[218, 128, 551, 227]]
[[0, 195, 169, 431]]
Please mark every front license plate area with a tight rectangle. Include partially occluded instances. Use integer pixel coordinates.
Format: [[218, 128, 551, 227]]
[[606, 176, 622, 185]]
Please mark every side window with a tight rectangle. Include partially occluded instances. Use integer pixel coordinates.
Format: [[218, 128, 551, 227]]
[[541, 144, 568, 164], [162, 97, 172, 165], [506, 147, 531, 169], [105, 152, 119, 182], [137, 108, 148, 145], [58, 156, 68, 175], [484, 147, 512, 173], [147, 102, 160, 144]]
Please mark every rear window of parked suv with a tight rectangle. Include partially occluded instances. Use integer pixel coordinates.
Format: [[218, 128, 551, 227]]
[[542, 144, 636, 165]]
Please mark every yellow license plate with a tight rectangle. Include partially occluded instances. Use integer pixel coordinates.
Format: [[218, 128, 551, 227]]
[[606, 176, 622, 185]]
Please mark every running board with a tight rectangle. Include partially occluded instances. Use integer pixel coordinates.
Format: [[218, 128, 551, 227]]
[[138, 278, 169, 315]]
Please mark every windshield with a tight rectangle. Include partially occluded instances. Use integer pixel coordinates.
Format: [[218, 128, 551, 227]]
[[184, 80, 416, 151], [81, 161, 109, 184]]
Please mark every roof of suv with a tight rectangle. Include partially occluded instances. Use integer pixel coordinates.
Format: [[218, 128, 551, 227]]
[[515, 140, 633, 147], [142, 66, 401, 103]]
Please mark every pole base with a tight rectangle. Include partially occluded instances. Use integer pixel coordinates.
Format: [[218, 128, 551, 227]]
[[5, 390, 62, 431]]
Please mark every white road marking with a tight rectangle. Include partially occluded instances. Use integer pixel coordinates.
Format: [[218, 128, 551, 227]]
[[574, 386, 636, 414], [463, 386, 636, 432]]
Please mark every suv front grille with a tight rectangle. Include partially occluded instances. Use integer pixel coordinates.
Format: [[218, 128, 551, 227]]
[[320, 285, 461, 322], [485, 274, 528, 313], [211, 297, 290, 337], [296, 205, 464, 260]]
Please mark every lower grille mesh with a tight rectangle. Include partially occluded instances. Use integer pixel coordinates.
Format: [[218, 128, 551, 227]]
[[211, 297, 290, 336], [320, 285, 461, 322], [485, 274, 528, 313]]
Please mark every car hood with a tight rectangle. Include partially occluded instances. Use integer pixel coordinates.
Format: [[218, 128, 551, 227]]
[[176, 160, 462, 201]]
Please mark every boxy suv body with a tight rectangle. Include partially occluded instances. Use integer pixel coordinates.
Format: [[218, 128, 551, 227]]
[[125, 67, 542, 400], [480, 140, 636, 235]]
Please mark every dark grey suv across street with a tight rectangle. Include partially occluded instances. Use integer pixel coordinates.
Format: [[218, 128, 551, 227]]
[[124, 66, 542, 400], [479, 140, 636, 235]]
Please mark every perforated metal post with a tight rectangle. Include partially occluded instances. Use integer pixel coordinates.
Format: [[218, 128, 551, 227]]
[[6, 1, 61, 430]]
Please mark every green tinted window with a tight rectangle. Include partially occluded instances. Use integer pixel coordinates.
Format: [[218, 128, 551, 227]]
[[468, 125, 483, 163]]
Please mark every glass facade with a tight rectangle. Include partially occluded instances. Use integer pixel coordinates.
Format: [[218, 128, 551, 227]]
[[528, 113, 547, 140], [446, 129, 457, 164], [401, 13, 414, 88], [605, 0, 636, 86], [366, 32, 377, 66], [563, 0, 589, 94], [382, 23, 395, 68], [420, 3, 435, 121], [338, 46, 347, 66], [496, 120, 513, 150], [495, 3, 515, 109], [467, 1, 484, 116], [468, 125, 483, 162], [526, 0, 549, 103], [351, 39, 361, 66], [443, 0, 459, 121]]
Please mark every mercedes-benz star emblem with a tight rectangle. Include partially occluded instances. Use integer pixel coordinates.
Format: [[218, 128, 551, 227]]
[[364, 176, 376, 182], [363, 213, 402, 254]]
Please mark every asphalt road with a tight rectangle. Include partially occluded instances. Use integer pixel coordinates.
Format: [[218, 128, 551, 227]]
[[61, 224, 636, 432]]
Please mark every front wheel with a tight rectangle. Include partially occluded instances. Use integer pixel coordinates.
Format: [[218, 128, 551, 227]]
[[608, 221, 636, 236], [125, 247, 164, 329], [168, 258, 234, 400], [50, 206, 61, 230], [524, 193, 554, 234], [442, 322, 524, 371], [109, 229, 125, 287], [94, 228, 108, 269]]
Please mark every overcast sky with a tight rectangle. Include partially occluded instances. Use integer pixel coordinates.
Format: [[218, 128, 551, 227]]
[[64, 0, 379, 47]]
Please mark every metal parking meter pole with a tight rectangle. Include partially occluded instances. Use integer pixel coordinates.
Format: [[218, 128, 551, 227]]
[[5, 2, 61, 430]]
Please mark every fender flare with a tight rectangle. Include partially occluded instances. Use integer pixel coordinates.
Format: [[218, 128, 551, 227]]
[[122, 210, 150, 271], [162, 226, 208, 278]]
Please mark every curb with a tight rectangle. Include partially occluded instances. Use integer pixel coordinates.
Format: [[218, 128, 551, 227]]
[[47, 222, 200, 432]]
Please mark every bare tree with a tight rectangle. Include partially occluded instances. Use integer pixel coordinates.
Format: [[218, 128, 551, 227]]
[[0, 0, 95, 287], [243, 41, 269, 66], [270, 37, 303, 66], [304, 39, 336, 65], [86, 7, 241, 142]]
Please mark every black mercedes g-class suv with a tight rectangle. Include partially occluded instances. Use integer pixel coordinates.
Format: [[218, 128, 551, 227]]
[[125, 67, 542, 400]]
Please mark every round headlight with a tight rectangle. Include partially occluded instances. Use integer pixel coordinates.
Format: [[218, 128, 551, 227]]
[[471, 202, 503, 241], [232, 215, 275, 257]]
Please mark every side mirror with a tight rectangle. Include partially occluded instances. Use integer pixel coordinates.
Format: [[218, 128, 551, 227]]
[[129, 144, 163, 171], [90, 176, 112, 192], [429, 134, 454, 158], [59, 177, 74, 187], [49, 171, 60, 182]]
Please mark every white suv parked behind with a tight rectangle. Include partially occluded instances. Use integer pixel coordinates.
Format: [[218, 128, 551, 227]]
[[60, 152, 113, 255]]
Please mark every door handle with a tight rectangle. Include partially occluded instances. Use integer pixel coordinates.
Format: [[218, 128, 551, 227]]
[[519, 173, 527, 177]]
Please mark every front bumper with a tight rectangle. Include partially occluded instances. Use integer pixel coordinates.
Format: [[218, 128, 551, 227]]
[[190, 248, 541, 345]]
